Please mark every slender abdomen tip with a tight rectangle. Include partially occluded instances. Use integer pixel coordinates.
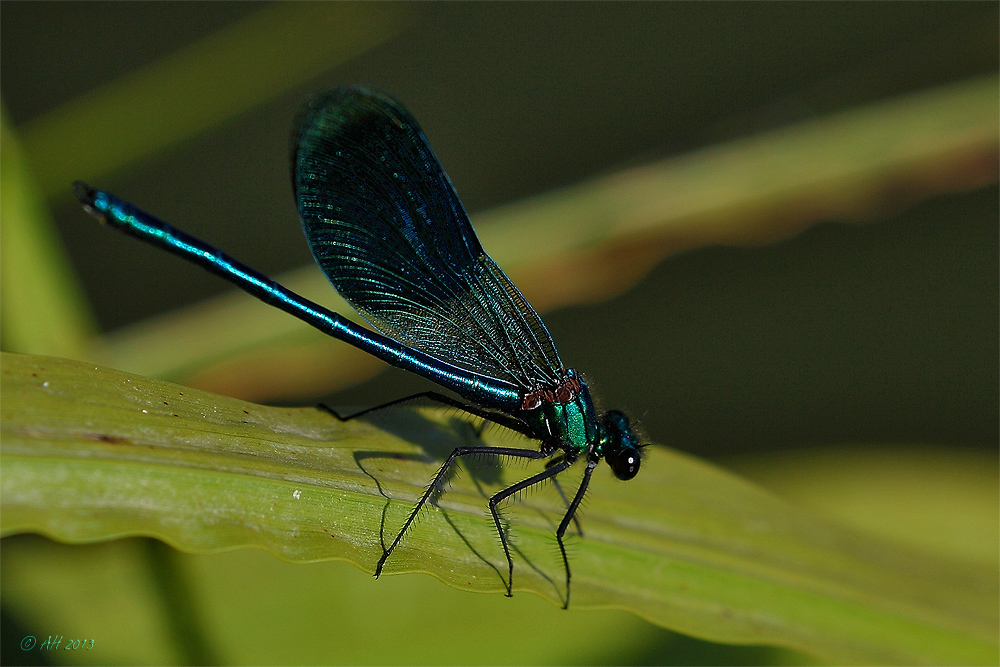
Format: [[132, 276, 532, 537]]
[[73, 181, 96, 206], [73, 181, 111, 221]]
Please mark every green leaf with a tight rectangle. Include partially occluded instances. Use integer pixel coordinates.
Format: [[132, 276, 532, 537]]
[[0, 106, 97, 357], [723, 444, 999, 567], [2, 352, 996, 665], [1, 537, 809, 666]]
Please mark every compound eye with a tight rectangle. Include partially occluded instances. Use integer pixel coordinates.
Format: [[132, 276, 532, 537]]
[[608, 447, 640, 480]]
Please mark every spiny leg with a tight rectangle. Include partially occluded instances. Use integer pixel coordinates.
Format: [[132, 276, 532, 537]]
[[488, 459, 574, 597], [317, 391, 531, 437], [546, 458, 584, 537], [554, 459, 597, 609], [375, 445, 550, 578]]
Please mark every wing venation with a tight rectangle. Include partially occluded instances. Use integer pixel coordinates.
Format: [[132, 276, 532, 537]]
[[292, 87, 563, 389]]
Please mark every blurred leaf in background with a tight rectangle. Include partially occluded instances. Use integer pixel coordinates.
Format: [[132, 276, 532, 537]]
[[0, 106, 96, 358]]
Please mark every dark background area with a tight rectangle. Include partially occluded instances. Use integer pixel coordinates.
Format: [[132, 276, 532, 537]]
[[2, 1, 996, 460]]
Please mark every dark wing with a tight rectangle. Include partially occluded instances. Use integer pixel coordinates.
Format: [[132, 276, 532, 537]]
[[292, 87, 562, 390]]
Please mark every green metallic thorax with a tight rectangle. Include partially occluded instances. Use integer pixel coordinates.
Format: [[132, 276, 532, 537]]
[[524, 372, 600, 454]]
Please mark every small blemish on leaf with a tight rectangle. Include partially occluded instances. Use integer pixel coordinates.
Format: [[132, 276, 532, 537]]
[[91, 434, 128, 444]]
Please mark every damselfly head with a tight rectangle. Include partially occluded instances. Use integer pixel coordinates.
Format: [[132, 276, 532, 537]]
[[601, 409, 642, 480]]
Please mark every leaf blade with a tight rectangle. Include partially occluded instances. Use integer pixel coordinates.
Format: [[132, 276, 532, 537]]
[[2, 352, 995, 665]]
